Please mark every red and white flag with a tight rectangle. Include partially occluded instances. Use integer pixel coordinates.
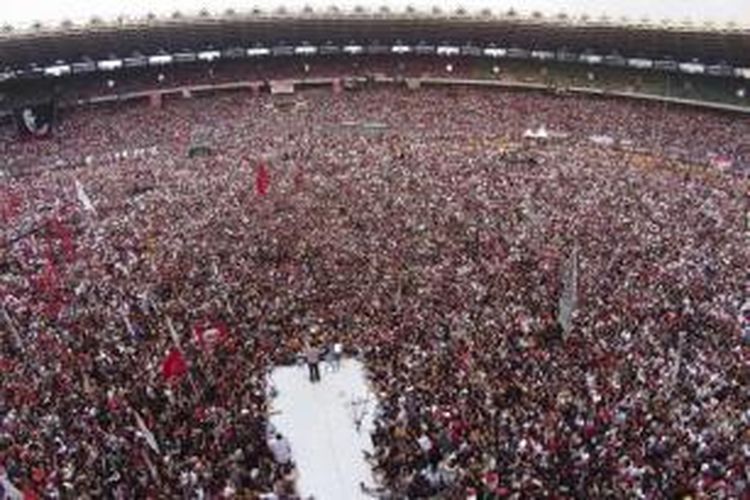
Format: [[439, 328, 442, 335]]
[[193, 321, 229, 350]]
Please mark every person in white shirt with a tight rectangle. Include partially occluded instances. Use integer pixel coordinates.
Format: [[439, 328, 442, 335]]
[[327, 341, 344, 371], [267, 433, 292, 465]]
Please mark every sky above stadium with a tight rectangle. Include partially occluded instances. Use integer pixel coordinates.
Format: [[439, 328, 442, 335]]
[[4, 1, 749, 29]]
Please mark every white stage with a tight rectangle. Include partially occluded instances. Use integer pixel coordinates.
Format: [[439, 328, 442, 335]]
[[269, 358, 378, 500]]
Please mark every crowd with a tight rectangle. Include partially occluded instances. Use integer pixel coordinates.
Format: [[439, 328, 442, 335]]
[[1, 84, 748, 498], [57, 55, 478, 102]]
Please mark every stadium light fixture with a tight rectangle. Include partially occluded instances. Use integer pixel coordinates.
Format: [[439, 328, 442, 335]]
[[97, 59, 123, 71], [391, 45, 412, 54], [44, 64, 71, 77], [295, 46, 318, 56], [247, 47, 271, 57], [627, 58, 653, 69], [148, 54, 173, 65], [483, 48, 507, 58], [679, 62, 705, 74], [343, 45, 364, 55], [580, 54, 603, 64], [436, 46, 460, 56], [197, 50, 221, 62]]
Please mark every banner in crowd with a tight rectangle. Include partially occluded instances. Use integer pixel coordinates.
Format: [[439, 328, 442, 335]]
[[194, 321, 229, 350], [270, 80, 294, 95], [256, 163, 270, 196], [14, 101, 54, 140], [558, 244, 579, 335]]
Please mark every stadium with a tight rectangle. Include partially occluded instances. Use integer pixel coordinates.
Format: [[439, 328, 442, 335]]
[[1, 2, 748, 498]]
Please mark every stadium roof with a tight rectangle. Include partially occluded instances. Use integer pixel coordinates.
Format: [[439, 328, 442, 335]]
[[6, 1, 750, 30], [0, 7, 749, 68]]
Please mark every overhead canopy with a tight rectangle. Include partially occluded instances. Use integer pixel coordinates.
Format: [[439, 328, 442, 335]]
[[0, 14, 749, 68]]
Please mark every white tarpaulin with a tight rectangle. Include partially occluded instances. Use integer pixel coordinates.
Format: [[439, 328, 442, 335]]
[[269, 359, 378, 500], [589, 134, 615, 146], [270, 80, 295, 95], [523, 126, 549, 140]]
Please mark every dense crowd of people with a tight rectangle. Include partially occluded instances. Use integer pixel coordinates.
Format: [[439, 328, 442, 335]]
[[1, 84, 748, 498]]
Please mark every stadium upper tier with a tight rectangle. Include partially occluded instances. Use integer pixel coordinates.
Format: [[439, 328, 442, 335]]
[[0, 12, 749, 73]]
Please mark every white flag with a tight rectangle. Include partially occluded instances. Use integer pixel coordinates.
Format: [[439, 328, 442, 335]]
[[134, 411, 160, 454], [558, 244, 579, 335], [166, 316, 182, 351], [120, 306, 135, 339], [75, 179, 96, 213]]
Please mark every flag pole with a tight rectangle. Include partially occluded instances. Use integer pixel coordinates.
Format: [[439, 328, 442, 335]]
[[1, 305, 24, 351]]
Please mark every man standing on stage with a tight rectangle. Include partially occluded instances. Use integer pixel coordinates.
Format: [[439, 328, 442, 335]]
[[306, 344, 321, 382]]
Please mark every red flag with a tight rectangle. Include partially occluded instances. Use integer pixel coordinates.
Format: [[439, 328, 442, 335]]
[[255, 163, 270, 196], [193, 321, 229, 350], [161, 348, 188, 381]]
